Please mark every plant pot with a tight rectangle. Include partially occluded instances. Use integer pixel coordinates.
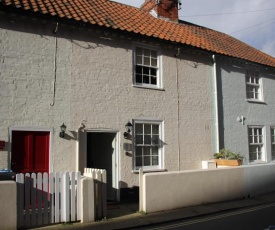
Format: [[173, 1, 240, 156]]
[[214, 159, 242, 166]]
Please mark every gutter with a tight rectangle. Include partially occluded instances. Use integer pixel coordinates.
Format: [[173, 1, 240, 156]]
[[212, 54, 219, 153]]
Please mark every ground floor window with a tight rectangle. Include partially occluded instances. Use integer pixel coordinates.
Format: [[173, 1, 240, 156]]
[[133, 120, 163, 170], [248, 126, 265, 162], [271, 128, 275, 161]]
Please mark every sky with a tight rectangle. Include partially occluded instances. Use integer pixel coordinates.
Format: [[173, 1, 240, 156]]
[[113, 0, 275, 58]]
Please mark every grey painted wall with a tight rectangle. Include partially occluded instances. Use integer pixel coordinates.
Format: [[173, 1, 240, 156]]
[[216, 57, 275, 164]]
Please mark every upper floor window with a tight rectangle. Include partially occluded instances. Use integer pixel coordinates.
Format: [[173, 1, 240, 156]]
[[133, 45, 161, 88], [271, 128, 275, 161], [133, 120, 163, 171], [246, 69, 262, 101], [248, 126, 265, 163]]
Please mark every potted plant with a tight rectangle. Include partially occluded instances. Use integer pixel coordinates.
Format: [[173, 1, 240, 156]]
[[213, 149, 244, 166]]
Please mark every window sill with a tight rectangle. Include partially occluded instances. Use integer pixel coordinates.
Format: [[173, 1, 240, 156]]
[[248, 160, 267, 164], [133, 85, 165, 91], [246, 99, 266, 104], [132, 168, 167, 174]]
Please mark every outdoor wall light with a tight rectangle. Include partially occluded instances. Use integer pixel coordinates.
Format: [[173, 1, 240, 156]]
[[124, 121, 133, 139], [59, 123, 67, 138]]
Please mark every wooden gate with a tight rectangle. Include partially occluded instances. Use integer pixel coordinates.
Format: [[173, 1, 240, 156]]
[[16, 172, 81, 228]]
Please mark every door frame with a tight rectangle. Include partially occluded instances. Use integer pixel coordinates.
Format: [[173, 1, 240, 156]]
[[8, 126, 53, 173], [84, 129, 120, 201]]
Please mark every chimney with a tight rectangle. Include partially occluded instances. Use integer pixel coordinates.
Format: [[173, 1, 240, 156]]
[[141, 0, 181, 22]]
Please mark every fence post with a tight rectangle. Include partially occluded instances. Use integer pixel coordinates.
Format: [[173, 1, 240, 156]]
[[80, 177, 95, 223], [101, 170, 107, 219]]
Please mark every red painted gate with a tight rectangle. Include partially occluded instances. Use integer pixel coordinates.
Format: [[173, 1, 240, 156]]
[[11, 131, 50, 174]]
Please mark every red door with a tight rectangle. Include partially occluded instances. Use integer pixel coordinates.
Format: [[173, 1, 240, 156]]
[[11, 131, 50, 174]]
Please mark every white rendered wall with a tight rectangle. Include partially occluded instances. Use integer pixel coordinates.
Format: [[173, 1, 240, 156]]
[[0, 181, 17, 229], [0, 13, 213, 189], [141, 164, 275, 213]]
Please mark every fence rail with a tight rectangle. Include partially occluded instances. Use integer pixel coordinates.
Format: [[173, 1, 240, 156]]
[[16, 171, 81, 228]]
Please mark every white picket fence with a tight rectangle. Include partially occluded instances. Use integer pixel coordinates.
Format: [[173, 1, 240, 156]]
[[83, 168, 107, 220], [16, 172, 81, 228]]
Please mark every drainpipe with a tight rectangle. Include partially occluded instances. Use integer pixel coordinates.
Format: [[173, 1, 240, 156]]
[[212, 54, 220, 153], [175, 48, 181, 171]]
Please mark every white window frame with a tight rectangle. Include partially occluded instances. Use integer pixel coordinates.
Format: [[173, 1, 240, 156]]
[[133, 44, 162, 89], [132, 119, 164, 171], [271, 127, 275, 161], [245, 69, 263, 102], [248, 126, 266, 163]]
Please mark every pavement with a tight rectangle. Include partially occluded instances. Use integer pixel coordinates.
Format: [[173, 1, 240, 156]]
[[36, 192, 275, 230]]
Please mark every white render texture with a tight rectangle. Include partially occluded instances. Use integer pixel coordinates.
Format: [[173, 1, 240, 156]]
[[0, 14, 213, 188], [0, 181, 17, 230], [80, 177, 95, 223], [141, 163, 275, 213]]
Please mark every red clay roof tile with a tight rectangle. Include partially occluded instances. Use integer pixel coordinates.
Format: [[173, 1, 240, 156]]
[[1, 0, 275, 67]]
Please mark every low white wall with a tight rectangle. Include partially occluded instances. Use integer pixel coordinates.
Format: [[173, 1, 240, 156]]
[[140, 163, 275, 213], [0, 181, 17, 230]]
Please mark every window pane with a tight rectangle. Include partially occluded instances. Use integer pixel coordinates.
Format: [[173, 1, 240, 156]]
[[144, 156, 151, 166], [249, 135, 253, 144], [151, 68, 157, 76], [152, 156, 158, 165], [136, 157, 142, 167], [143, 66, 149, 75], [136, 56, 142, 65], [144, 135, 151, 145], [136, 135, 143, 144], [144, 146, 151, 156], [136, 146, 142, 156], [247, 91, 252, 99], [258, 128, 262, 135], [152, 146, 158, 155], [144, 124, 151, 134], [151, 58, 157, 67], [136, 65, 142, 74], [144, 75, 149, 84], [272, 145, 275, 160], [136, 124, 143, 134], [249, 128, 253, 135], [136, 74, 142, 83], [152, 135, 159, 145], [249, 146, 257, 161], [151, 76, 157, 85], [144, 57, 150, 66], [152, 125, 159, 134], [258, 147, 262, 160]]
